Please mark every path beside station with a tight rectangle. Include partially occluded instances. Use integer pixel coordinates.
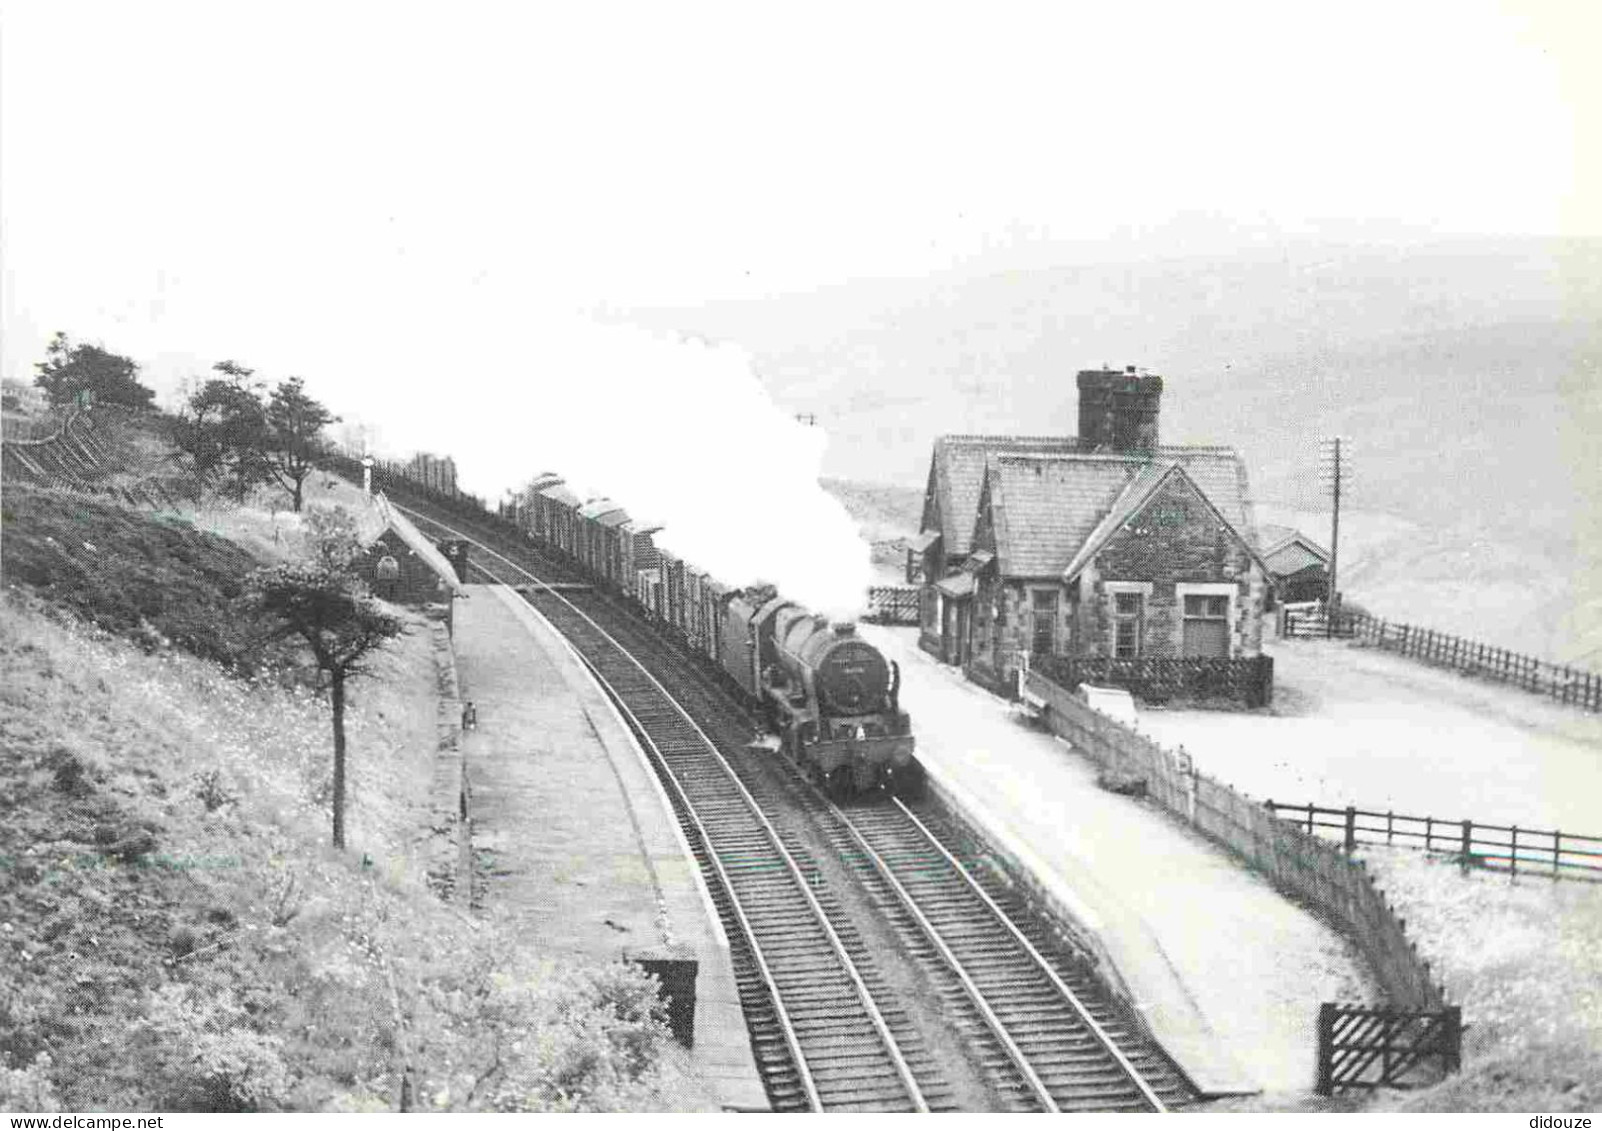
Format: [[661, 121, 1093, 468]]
[[863, 625, 1375, 1099], [452, 583, 767, 1110]]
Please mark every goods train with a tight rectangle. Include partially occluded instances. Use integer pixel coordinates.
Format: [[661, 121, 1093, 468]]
[[502, 478, 922, 799]]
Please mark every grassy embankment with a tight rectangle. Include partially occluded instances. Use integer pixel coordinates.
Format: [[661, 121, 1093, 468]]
[[1359, 849, 1600, 1112], [0, 486, 711, 1111]]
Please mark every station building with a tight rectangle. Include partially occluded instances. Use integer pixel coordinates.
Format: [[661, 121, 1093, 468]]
[[915, 368, 1273, 704]]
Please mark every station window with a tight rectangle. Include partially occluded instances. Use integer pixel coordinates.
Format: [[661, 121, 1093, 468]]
[[1114, 591, 1143, 659], [1182, 593, 1231, 658], [1031, 590, 1058, 655]]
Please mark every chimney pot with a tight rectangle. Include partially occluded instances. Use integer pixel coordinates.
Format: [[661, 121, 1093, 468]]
[[1076, 367, 1163, 453]]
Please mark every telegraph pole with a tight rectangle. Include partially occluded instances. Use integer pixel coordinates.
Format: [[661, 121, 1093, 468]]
[[1318, 437, 1352, 637]]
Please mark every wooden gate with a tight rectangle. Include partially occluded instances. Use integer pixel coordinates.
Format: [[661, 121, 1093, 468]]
[[1316, 1003, 1462, 1094], [866, 585, 921, 625]]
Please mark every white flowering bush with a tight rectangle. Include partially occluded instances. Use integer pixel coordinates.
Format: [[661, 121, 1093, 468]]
[[141, 984, 294, 1111], [0, 1052, 61, 1111], [484, 961, 672, 1110]]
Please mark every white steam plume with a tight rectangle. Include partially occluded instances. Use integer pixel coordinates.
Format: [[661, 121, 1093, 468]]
[[387, 319, 871, 619]]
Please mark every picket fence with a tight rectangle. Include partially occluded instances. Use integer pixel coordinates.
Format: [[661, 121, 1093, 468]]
[[1022, 668, 1449, 1011]]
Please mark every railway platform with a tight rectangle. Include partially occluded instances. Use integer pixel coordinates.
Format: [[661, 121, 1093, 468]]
[[862, 625, 1375, 1100], [452, 583, 767, 1111]]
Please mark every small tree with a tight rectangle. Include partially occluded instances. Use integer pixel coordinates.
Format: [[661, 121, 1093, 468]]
[[264, 376, 338, 512], [33, 331, 156, 409], [249, 511, 402, 848], [172, 361, 271, 500]]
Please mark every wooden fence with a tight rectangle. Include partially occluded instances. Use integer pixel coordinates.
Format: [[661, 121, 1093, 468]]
[[1282, 604, 1601, 713], [1033, 654, 1275, 709], [1023, 668, 1450, 1011], [1316, 1003, 1462, 1094], [1346, 612, 1602, 711], [1279, 604, 1357, 639], [325, 453, 487, 515], [0, 405, 187, 511], [1263, 801, 1602, 882], [864, 585, 921, 625]]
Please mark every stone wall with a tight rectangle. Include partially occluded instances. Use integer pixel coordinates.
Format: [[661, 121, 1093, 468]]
[[359, 528, 455, 608], [1079, 475, 1264, 660]]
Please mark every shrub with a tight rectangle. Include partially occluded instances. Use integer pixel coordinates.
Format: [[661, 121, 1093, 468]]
[[141, 985, 294, 1111], [0, 1052, 61, 1111]]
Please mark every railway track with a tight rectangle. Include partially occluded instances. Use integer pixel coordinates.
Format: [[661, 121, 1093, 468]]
[[812, 795, 1190, 1110], [388, 495, 1192, 1112]]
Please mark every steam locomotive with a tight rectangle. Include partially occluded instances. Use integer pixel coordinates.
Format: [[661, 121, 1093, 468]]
[[722, 588, 920, 799], [505, 481, 921, 800]]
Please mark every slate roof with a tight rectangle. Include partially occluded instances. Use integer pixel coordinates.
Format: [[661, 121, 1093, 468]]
[[924, 433, 1256, 561], [370, 492, 467, 597], [1059, 462, 1270, 582], [924, 435, 1082, 558], [1264, 539, 1328, 575], [977, 447, 1262, 580], [577, 498, 627, 522], [1255, 525, 1332, 563], [984, 455, 1145, 577], [537, 482, 582, 507]]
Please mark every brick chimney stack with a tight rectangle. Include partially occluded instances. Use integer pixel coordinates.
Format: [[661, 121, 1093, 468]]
[[1076, 365, 1162, 453]]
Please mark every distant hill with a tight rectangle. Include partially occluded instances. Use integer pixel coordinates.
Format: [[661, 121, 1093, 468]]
[[819, 477, 924, 585], [629, 237, 1601, 662]]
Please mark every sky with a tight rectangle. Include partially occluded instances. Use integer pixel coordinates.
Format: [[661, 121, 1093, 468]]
[[2, 0, 1598, 605]]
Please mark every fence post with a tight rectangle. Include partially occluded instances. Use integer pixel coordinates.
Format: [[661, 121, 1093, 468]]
[[1553, 831, 1561, 879], [1442, 1005, 1463, 1075], [1509, 826, 1518, 877], [1306, 802, 1315, 836], [1386, 810, 1394, 844], [1315, 1003, 1336, 1096], [1459, 820, 1472, 873], [1344, 806, 1357, 853], [1425, 816, 1433, 852]]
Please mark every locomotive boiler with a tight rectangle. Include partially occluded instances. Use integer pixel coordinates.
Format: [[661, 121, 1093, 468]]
[[722, 589, 920, 799]]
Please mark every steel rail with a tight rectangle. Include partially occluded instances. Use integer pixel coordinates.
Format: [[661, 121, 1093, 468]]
[[571, 647, 822, 1112], [825, 799, 1060, 1111], [889, 797, 1169, 1112], [394, 505, 929, 1112], [398, 497, 1176, 1110], [531, 601, 930, 1113]]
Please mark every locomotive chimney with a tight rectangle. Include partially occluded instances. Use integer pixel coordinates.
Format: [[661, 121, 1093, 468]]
[[1076, 366, 1162, 454]]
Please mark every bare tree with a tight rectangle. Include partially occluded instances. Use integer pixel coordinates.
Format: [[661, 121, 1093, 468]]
[[248, 510, 402, 848]]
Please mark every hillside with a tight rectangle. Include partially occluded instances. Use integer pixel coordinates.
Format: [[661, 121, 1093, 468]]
[[0, 488, 708, 1111], [636, 237, 1602, 659], [819, 477, 925, 585]]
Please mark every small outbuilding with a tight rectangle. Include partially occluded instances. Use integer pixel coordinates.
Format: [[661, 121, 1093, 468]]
[[1258, 524, 1331, 605], [356, 493, 468, 620]]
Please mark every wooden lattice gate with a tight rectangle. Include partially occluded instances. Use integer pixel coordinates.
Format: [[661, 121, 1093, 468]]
[[866, 586, 921, 625], [1316, 1003, 1463, 1095]]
